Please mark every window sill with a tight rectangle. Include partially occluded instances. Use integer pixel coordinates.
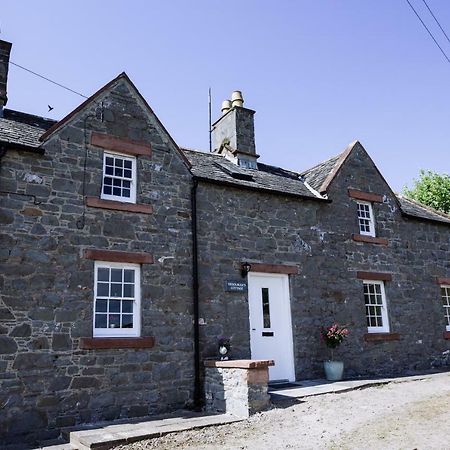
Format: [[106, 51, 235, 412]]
[[79, 337, 155, 349], [443, 331, 450, 340], [86, 197, 153, 214], [352, 234, 388, 246], [364, 332, 400, 342]]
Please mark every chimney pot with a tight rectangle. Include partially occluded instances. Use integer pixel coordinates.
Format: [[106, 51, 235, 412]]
[[231, 90, 244, 108], [0, 40, 12, 109], [221, 100, 232, 115]]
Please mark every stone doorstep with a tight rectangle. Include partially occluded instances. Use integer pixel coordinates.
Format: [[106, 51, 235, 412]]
[[57, 412, 242, 450]]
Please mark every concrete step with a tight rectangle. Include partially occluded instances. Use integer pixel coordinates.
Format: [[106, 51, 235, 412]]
[[60, 411, 241, 450]]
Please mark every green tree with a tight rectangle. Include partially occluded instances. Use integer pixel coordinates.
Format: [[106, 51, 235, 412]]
[[403, 170, 450, 214]]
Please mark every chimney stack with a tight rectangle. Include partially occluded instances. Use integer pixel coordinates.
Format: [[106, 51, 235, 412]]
[[0, 40, 12, 111], [212, 90, 259, 169]]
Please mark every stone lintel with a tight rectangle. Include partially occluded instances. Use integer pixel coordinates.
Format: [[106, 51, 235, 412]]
[[348, 189, 383, 203], [247, 263, 298, 275], [357, 271, 392, 281], [84, 249, 154, 264], [86, 197, 153, 214], [91, 132, 152, 157], [443, 331, 450, 340], [363, 333, 400, 342], [437, 277, 450, 285], [79, 337, 155, 349], [204, 359, 274, 369]]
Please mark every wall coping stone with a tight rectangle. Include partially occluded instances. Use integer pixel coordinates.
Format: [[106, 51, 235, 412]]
[[204, 359, 274, 369], [84, 249, 154, 264], [352, 234, 388, 246], [86, 197, 153, 214], [91, 132, 152, 157]]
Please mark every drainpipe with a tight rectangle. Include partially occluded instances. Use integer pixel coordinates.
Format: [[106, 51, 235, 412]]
[[191, 178, 201, 409]]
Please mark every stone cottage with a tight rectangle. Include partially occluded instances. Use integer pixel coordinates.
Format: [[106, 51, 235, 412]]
[[0, 39, 449, 445]]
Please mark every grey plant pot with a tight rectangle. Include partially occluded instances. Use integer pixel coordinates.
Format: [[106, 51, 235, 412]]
[[324, 360, 344, 381]]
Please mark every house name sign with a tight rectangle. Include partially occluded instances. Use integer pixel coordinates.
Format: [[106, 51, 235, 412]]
[[224, 280, 248, 292]]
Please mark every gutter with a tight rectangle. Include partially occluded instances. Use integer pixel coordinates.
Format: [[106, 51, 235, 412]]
[[0, 140, 45, 154], [191, 178, 201, 409]]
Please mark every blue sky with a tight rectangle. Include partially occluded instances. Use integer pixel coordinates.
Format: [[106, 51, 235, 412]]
[[3, 1, 449, 191]]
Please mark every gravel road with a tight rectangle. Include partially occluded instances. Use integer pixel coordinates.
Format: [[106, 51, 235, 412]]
[[115, 372, 450, 450]]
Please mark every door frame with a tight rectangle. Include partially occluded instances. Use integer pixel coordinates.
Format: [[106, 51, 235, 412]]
[[247, 272, 296, 381]]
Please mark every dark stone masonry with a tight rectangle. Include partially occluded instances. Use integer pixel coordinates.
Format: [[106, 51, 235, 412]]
[[0, 39, 449, 446]]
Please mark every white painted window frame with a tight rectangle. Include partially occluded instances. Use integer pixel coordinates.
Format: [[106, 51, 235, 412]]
[[364, 280, 390, 333], [357, 201, 376, 237], [101, 151, 137, 204], [441, 284, 450, 332], [93, 261, 141, 337]]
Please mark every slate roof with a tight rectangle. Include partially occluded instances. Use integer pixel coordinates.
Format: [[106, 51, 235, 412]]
[[0, 109, 55, 149], [397, 195, 450, 225], [182, 148, 323, 200], [300, 153, 342, 192]]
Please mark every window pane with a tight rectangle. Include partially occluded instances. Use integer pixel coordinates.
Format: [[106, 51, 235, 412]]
[[104, 177, 113, 186], [122, 300, 134, 313], [103, 186, 112, 195], [115, 159, 123, 167], [115, 167, 123, 177], [97, 268, 109, 282], [123, 180, 131, 189], [109, 299, 121, 312], [124, 160, 132, 169], [96, 299, 107, 312], [111, 269, 122, 282], [109, 314, 120, 328], [261, 287, 271, 329], [123, 284, 134, 298], [105, 166, 114, 175], [105, 157, 114, 166], [124, 270, 134, 283], [124, 170, 132, 179], [113, 187, 121, 196], [123, 189, 131, 198], [122, 314, 133, 328], [95, 314, 107, 328], [110, 283, 122, 297], [97, 283, 109, 297], [113, 178, 121, 187]]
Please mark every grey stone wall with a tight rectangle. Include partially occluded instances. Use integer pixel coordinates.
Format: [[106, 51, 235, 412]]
[[195, 143, 450, 380], [0, 78, 194, 446]]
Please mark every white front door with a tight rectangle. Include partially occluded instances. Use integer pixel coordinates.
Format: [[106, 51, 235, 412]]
[[248, 273, 295, 382]]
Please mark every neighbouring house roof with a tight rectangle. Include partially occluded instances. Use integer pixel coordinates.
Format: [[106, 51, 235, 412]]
[[0, 109, 55, 150], [182, 148, 325, 201]]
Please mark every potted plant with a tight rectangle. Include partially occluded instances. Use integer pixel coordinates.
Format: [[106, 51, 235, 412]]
[[321, 323, 349, 381]]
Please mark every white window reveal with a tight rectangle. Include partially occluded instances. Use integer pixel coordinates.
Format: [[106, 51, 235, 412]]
[[357, 201, 375, 237], [101, 152, 136, 203], [364, 280, 390, 333], [442, 285, 450, 332], [93, 262, 141, 337]]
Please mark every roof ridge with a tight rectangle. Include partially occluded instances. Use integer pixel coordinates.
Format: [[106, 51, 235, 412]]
[[4, 108, 56, 124]]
